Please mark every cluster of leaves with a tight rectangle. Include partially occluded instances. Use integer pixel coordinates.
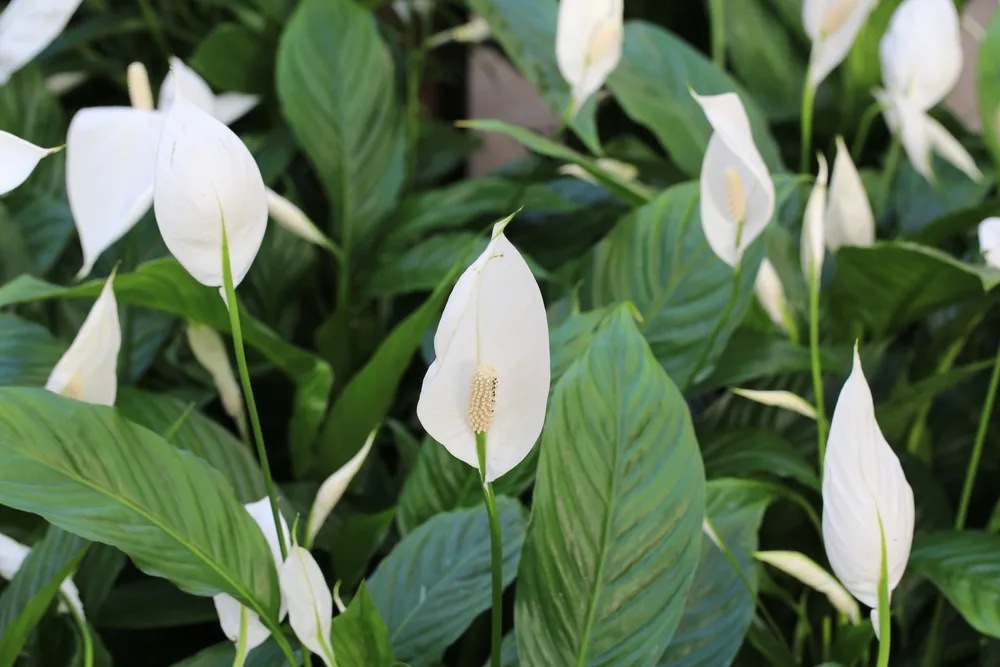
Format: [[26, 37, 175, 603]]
[[0, 0, 1000, 666]]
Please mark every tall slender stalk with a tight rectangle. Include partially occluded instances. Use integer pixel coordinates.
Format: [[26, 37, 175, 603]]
[[65, 593, 93, 667], [232, 607, 249, 667], [875, 518, 891, 667], [221, 226, 288, 560], [708, 0, 726, 68], [476, 431, 503, 667], [808, 266, 828, 474], [800, 81, 817, 175]]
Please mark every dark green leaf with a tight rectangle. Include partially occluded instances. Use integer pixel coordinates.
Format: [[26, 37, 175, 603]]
[[515, 307, 706, 666], [190, 23, 272, 95], [97, 579, 216, 629], [170, 639, 291, 667], [331, 582, 396, 667], [75, 544, 125, 617], [369, 498, 525, 667], [890, 162, 991, 237], [0, 314, 65, 388], [7, 197, 74, 274], [701, 428, 820, 489], [369, 234, 486, 298], [330, 509, 395, 590]]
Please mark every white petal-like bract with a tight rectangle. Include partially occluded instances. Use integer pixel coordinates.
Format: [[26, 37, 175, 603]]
[[66, 107, 163, 278], [880, 0, 961, 111], [978, 217, 1000, 268], [265, 189, 334, 249], [186, 323, 247, 440], [0, 0, 84, 85], [214, 93, 260, 126], [694, 91, 775, 267], [556, 0, 624, 116], [416, 219, 551, 482], [0, 130, 54, 196], [731, 388, 817, 420], [0, 531, 85, 620], [306, 430, 376, 545], [280, 546, 335, 667], [822, 347, 915, 619], [754, 258, 790, 334], [153, 87, 267, 288], [159, 58, 259, 125], [803, 0, 878, 88], [801, 155, 828, 281], [755, 550, 860, 624], [45, 275, 120, 406], [826, 137, 874, 251]]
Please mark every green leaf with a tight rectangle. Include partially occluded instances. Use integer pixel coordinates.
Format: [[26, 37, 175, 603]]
[[369, 234, 486, 297], [0, 259, 333, 474], [658, 479, 775, 666], [115, 389, 268, 503], [75, 544, 126, 617], [330, 510, 395, 590], [700, 329, 848, 390], [979, 10, 1000, 174], [484, 634, 520, 667], [890, 162, 991, 237], [465, 0, 601, 154], [515, 307, 706, 666], [587, 182, 763, 390], [190, 23, 272, 95], [607, 21, 783, 178], [7, 196, 75, 274], [457, 120, 655, 206], [276, 0, 406, 253], [831, 242, 1000, 337], [701, 428, 820, 489], [97, 578, 216, 629], [171, 640, 291, 667], [0, 314, 65, 387], [0, 389, 280, 621], [909, 531, 1000, 638], [331, 582, 396, 667], [368, 498, 526, 667], [0, 527, 88, 667]]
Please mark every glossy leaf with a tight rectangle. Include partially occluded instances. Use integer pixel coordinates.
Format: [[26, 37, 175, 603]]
[[515, 307, 706, 666], [97, 579, 216, 629], [0, 314, 65, 387], [369, 233, 485, 297], [330, 582, 396, 667], [190, 23, 272, 95], [701, 428, 820, 489]]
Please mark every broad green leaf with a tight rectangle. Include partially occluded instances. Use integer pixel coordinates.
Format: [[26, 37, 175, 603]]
[[0, 389, 280, 621], [466, 0, 601, 154], [331, 582, 396, 667], [484, 634, 520, 667], [979, 9, 1000, 174], [171, 640, 291, 667], [190, 23, 272, 95], [97, 579, 216, 629], [75, 544, 126, 617], [276, 0, 406, 253], [607, 21, 783, 178], [115, 389, 267, 503], [7, 196, 74, 274], [457, 120, 654, 206], [369, 498, 525, 667], [890, 162, 991, 237], [831, 242, 1000, 337], [0, 314, 65, 387], [0, 527, 88, 667], [515, 307, 706, 667], [658, 479, 775, 666], [701, 428, 820, 489], [909, 531, 1000, 638], [369, 234, 486, 297], [587, 182, 763, 390], [0, 259, 333, 472], [329, 509, 395, 590]]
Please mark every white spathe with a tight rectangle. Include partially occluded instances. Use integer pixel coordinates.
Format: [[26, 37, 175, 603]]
[[803, 0, 878, 88], [159, 57, 259, 126], [978, 217, 1000, 268], [880, 0, 962, 112], [66, 107, 163, 278], [416, 218, 551, 483], [153, 87, 268, 289], [556, 0, 624, 116], [731, 388, 817, 420], [265, 189, 335, 250], [826, 137, 874, 251], [753, 258, 790, 335], [693, 91, 775, 268], [214, 498, 290, 652], [0, 531, 85, 620], [755, 550, 860, 624], [45, 275, 120, 407], [0, 130, 56, 196], [186, 323, 247, 441], [280, 545, 336, 667], [822, 347, 914, 636], [0, 0, 84, 85], [306, 430, 377, 545], [801, 155, 829, 281]]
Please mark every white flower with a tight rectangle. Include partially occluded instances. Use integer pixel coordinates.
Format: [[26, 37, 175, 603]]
[[730, 388, 817, 420], [826, 137, 874, 251], [801, 155, 828, 281], [755, 550, 860, 624], [0, 531, 85, 620], [45, 274, 120, 407], [0, 0, 84, 85], [306, 429, 376, 546], [556, 0, 624, 116], [158, 57, 259, 126], [186, 323, 247, 441], [693, 91, 775, 268], [803, 0, 879, 88], [265, 189, 336, 250], [0, 130, 59, 197], [280, 545, 336, 667], [557, 158, 638, 185], [880, 0, 961, 112], [822, 346, 914, 639], [416, 217, 550, 483], [214, 498, 290, 652], [754, 258, 791, 335], [153, 83, 267, 289], [978, 217, 1000, 268]]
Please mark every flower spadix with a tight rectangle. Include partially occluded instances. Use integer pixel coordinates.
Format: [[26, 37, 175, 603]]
[[978, 217, 1000, 268], [45, 274, 120, 407], [801, 155, 828, 281], [416, 217, 550, 483], [305, 429, 377, 546], [754, 258, 791, 335], [214, 498, 290, 652], [826, 137, 874, 251], [0, 0, 84, 85], [693, 91, 775, 268], [153, 82, 267, 289], [822, 347, 914, 636], [803, 0, 878, 88], [556, 0, 624, 117], [159, 58, 259, 126], [0, 130, 59, 197], [280, 544, 336, 667]]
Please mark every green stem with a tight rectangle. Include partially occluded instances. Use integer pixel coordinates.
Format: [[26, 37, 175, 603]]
[[233, 607, 249, 667], [780, 303, 800, 346], [956, 339, 1000, 528], [271, 631, 301, 667], [708, 0, 726, 68], [222, 226, 288, 560], [808, 267, 828, 475], [65, 593, 92, 667], [875, 515, 891, 667], [800, 81, 817, 175], [684, 262, 743, 392], [877, 137, 902, 216], [476, 431, 503, 667], [851, 102, 881, 161]]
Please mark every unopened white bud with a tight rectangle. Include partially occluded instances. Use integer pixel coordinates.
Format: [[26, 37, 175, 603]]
[[467, 364, 498, 434]]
